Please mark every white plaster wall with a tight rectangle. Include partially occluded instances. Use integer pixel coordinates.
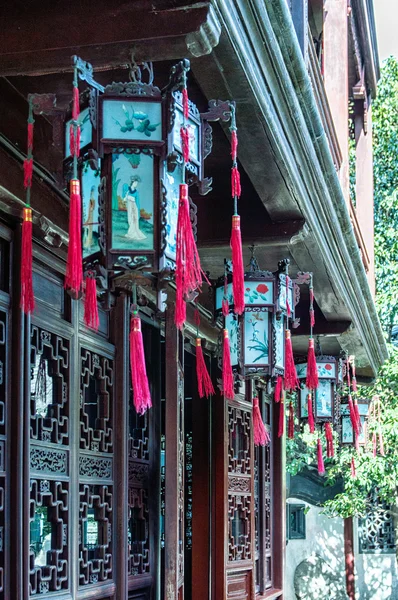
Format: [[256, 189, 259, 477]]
[[353, 520, 398, 600], [285, 499, 398, 599], [285, 498, 346, 599]]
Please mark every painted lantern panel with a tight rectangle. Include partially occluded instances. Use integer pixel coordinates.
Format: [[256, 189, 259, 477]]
[[273, 314, 284, 372], [172, 104, 200, 162], [244, 310, 269, 366], [162, 164, 183, 262], [111, 152, 154, 252], [82, 160, 101, 259], [226, 314, 239, 368], [65, 107, 92, 158], [102, 100, 162, 143]]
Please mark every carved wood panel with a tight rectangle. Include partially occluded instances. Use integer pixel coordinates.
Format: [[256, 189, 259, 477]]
[[227, 404, 252, 564], [29, 325, 70, 596], [79, 347, 114, 587]]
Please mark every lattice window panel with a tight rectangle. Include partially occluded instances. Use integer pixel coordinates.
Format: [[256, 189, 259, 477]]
[[128, 486, 150, 575], [79, 484, 113, 584], [29, 479, 69, 595], [359, 495, 396, 554], [228, 406, 251, 475], [80, 350, 113, 453], [30, 327, 69, 445]]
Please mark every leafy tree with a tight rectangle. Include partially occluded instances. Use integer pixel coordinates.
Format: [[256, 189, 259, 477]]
[[287, 57, 398, 519]]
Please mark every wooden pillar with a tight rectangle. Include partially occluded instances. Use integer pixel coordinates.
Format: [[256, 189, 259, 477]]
[[272, 397, 286, 594], [355, 106, 375, 294], [323, 0, 349, 203], [344, 516, 355, 599], [112, 293, 129, 600], [164, 304, 184, 599]]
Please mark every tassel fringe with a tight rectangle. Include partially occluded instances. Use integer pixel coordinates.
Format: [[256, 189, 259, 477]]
[[307, 393, 315, 433], [274, 374, 283, 403], [84, 274, 99, 330], [284, 330, 298, 391], [231, 166, 241, 198], [230, 215, 245, 315], [65, 179, 83, 294], [317, 438, 325, 475], [278, 400, 285, 438], [306, 338, 319, 390], [130, 315, 152, 415], [288, 401, 295, 439], [180, 127, 190, 163], [325, 422, 334, 458], [196, 338, 215, 398], [253, 397, 270, 446], [222, 329, 235, 399]]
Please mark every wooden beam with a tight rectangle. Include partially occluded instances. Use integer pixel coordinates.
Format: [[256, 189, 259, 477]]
[[0, 3, 220, 76]]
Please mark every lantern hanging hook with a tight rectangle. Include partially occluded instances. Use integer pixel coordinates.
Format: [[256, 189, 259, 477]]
[[129, 52, 154, 85]]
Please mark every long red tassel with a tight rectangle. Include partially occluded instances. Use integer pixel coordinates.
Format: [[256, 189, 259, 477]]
[[284, 330, 298, 391], [180, 127, 190, 163], [307, 393, 315, 433], [231, 167, 241, 198], [23, 159, 33, 188], [130, 315, 152, 415], [351, 456, 356, 478], [278, 399, 285, 438], [230, 215, 245, 315], [27, 122, 34, 153], [325, 422, 334, 457], [84, 274, 99, 330], [20, 207, 35, 314], [222, 329, 234, 399], [65, 179, 83, 295], [348, 394, 360, 437], [253, 397, 270, 446], [175, 183, 204, 329], [317, 438, 325, 475], [306, 338, 319, 390], [70, 123, 81, 157], [231, 130, 238, 161], [288, 401, 295, 439], [182, 88, 189, 119], [274, 374, 283, 403], [196, 338, 215, 398], [72, 86, 80, 121]]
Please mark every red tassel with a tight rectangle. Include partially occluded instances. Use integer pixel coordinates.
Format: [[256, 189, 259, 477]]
[[351, 456, 356, 478], [325, 422, 334, 458], [20, 207, 35, 314], [84, 274, 99, 330], [306, 338, 319, 390], [307, 393, 315, 433], [130, 315, 152, 415], [72, 86, 80, 121], [278, 400, 285, 438], [231, 130, 238, 161], [317, 438, 325, 475], [182, 88, 189, 119], [348, 395, 360, 437], [180, 126, 190, 163], [230, 215, 245, 315], [23, 159, 33, 188], [288, 402, 295, 439], [70, 123, 81, 157], [231, 166, 241, 198], [352, 377, 357, 393], [274, 374, 283, 403], [222, 329, 234, 399], [284, 329, 298, 391], [65, 179, 83, 295], [27, 122, 34, 153], [196, 338, 215, 399], [222, 298, 229, 317], [175, 184, 204, 329], [253, 397, 270, 446]]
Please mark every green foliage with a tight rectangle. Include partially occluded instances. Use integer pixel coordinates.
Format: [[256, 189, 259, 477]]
[[372, 57, 398, 336], [287, 58, 398, 518]]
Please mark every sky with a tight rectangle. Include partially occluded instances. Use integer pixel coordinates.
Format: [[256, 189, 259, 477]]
[[374, 0, 398, 61]]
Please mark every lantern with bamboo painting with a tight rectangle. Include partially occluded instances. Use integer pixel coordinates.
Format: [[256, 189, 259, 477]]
[[214, 255, 294, 379], [296, 356, 339, 424]]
